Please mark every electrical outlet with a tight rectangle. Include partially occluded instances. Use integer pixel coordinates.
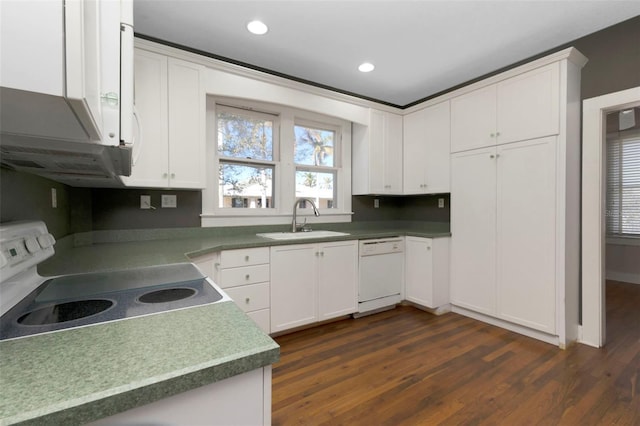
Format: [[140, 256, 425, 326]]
[[374, 199, 380, 208], [438, 198, 445, 208], [51, 188, 57, 208], [140, 195, 152, 209], [161, 194, 177, 208]]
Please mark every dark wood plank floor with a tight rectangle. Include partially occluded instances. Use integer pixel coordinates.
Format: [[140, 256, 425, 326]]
[[272, 281, 640, 425]]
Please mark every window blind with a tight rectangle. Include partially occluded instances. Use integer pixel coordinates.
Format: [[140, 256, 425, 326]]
[[606, 135, 640, 236]]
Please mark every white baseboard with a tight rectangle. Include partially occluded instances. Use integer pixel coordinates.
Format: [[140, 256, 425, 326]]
[[451, 305, 560, 347], [606, 271, 640, 285]]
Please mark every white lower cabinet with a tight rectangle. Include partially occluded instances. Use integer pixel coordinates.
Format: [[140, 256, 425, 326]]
[[270, 240, 358, 333], [192, 247, 271, 333], [404, 237, 450, 310], [89, 367, 271, 426]]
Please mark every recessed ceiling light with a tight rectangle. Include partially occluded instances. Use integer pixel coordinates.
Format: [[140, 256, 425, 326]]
[[358, 62, 375, 73], [247, 20, 268, 35]]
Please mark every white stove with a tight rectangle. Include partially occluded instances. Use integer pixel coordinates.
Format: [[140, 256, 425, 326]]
[[0, 221, 228, 341]]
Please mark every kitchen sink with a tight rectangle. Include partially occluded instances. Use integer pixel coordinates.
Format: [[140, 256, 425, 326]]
[[256, 230, 350, 240]]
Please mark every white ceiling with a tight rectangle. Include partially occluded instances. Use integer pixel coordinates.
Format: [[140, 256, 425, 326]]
[[133, 1, 640, 107]]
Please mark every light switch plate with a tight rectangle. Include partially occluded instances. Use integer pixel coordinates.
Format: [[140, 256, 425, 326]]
[[161, 194, 177, 208], [438, 198, 445, 208], [140, 195, 151, 209]]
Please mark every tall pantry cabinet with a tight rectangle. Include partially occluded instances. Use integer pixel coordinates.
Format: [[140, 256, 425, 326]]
[[449, 48, 587, 347]]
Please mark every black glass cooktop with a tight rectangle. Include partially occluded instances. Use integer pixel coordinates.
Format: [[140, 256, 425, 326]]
[[0, 263, 224, 341]]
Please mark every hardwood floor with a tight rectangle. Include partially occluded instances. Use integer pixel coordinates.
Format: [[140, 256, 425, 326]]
[[272, 281, 640, 425]]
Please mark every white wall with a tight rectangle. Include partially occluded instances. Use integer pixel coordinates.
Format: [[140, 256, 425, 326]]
[[606, 242, 640, 284]]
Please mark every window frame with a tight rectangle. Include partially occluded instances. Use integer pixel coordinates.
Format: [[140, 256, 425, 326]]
[[215, 104, 280, 212], [202, 97, 352, 226]]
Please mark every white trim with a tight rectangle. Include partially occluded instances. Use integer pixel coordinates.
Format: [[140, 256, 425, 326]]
[[451, 305, 561, 347], [606, 236, 640, 246], [605, 271, 640, 285], [200, 212, 352, 228], [581, 86, 640, 348], [403, 47, 588, 114], [135, 38, 585, 118]]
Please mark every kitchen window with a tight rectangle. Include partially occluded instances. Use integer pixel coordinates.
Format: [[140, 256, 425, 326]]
[[203, 98, 352, 226], [294, 121, 339, 209], [216, 105, 278, 209], [606, 134, 640, 237]]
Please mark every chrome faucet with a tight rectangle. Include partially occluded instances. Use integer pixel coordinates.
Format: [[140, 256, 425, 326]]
[[292, 198, 320, 232]]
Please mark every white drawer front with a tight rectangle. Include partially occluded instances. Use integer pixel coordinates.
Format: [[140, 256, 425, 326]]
[[247, 309, 270, 334], [219, 264, 270, 288], [220, 247, 269, 268], [225, 282, 270, 313]]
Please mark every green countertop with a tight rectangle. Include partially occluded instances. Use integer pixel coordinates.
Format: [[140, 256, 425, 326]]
[[0, 302, 279, 426], [39, 221, 450, 276]]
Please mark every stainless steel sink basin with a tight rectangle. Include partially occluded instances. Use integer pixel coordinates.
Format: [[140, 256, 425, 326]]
[[256, 230, 350, 240]]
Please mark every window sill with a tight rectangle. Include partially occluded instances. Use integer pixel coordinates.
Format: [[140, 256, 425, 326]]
[[606, 236, 640, 247], [201, 212, 353, 228]]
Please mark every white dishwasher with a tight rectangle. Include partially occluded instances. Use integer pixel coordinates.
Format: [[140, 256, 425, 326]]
[[357, 237, 404, 315]]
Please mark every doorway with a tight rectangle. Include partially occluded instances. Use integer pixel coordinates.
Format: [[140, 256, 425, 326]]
[[581, 86, 640, 347]]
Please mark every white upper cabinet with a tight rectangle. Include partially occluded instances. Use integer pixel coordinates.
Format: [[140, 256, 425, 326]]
[[123, 49, 206, 189], [403, 101, 451, 194], [450, 62, 560, 153], [0, 0, 109, 141], [450, 85, 497, 152], [352, 109, 403, 195]]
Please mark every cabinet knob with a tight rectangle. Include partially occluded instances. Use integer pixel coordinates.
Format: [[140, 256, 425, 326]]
[[245, 297, 250, 304], [496, 132, 501, 137], [490, 154, 495, 159], [214, 262, 220, 270], [427, 246, 431, 250], [162, 173, 168, 178], [320, 251, 324, 257], [490, 133, 495, 138], [171, 173, 176, 179], [245, 274, 250, 280], [245, 255, 250, 261]]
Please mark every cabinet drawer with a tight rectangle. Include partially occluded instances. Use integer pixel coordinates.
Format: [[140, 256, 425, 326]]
[[219, 264, 270, 288], [220, 247, 269, 268], [247, 309, 270, 334], [225, 283, 270, 313]]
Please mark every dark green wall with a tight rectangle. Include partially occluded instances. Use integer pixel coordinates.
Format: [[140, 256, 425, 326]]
[[91, 188, 201, 230]]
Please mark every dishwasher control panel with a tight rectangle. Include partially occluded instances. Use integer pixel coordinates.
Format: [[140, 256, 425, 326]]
[[359, 237, 404, 256]]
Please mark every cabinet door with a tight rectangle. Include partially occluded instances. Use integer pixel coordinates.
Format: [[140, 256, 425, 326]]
[[496, 137, 557, 333], [123, 49, 169, 187], [270, 244, 317, 333], [497, 63, 560, 145], [450, 85, 497, 153], [403, 102, 450, 194], [318, 241, 358, 320], [167, 58, 206, 189], [450, 147, 497, 315], [383, 112, 404, 193], [405, 237, 434, 307], [367, 109, 386, 193]]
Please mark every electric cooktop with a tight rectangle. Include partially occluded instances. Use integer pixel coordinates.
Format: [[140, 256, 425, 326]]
[[0, 263, 225, 341]]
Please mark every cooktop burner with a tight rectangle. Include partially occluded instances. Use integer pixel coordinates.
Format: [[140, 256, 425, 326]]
[[138, 288, 196, 304], [18, 299, 115, 325], [0, 263, 225, 341]]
